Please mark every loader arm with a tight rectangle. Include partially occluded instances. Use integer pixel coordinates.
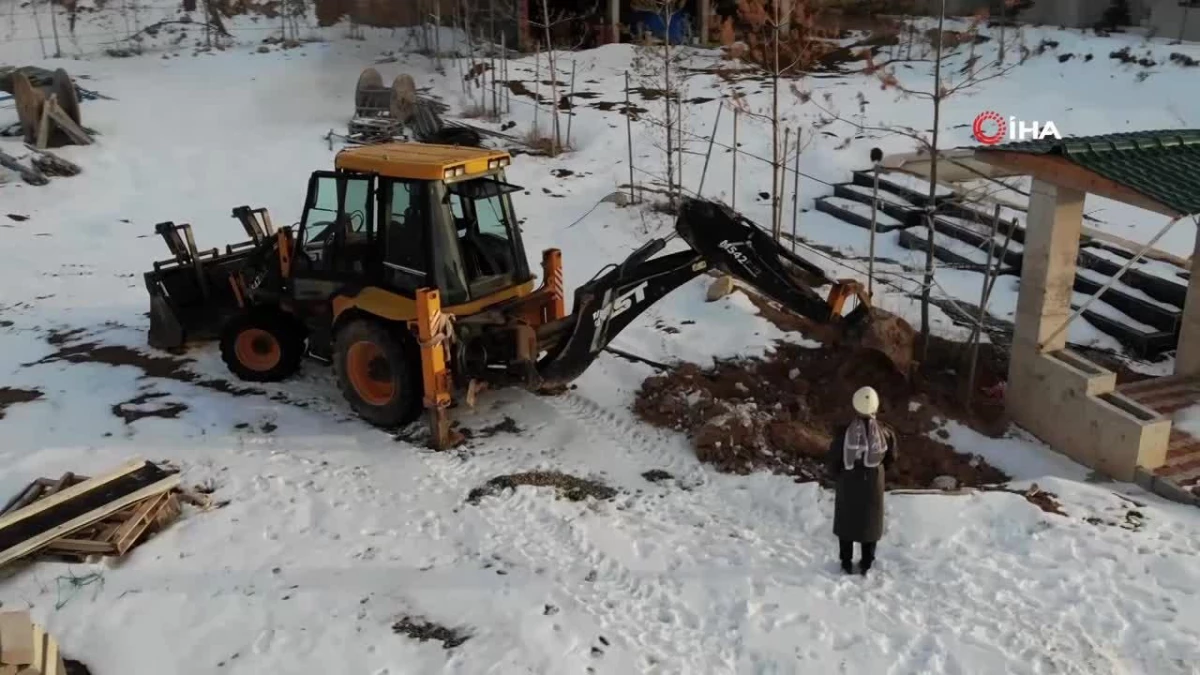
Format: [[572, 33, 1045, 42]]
[[535, 197, 875, 388]]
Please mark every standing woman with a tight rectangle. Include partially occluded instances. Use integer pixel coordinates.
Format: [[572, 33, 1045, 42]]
[[827, 386, 898, 575]]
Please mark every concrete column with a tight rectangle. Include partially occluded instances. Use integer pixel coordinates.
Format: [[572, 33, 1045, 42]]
[[1010, 178, 1086, 356], [609, 0, 620, 44], [1175, 225, 1200, 375]]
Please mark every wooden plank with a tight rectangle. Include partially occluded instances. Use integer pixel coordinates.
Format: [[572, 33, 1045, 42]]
[[0, 474, 180, 569], [0, 459, 146, 534], [43, 100, 90, 146], [111, 493, 169, 555], [40, 632, 57, 675], [35, 95, 52, 151], [41, 538, 116, 555], [28, 624, 45, 674], [0, 611, 34, 665]]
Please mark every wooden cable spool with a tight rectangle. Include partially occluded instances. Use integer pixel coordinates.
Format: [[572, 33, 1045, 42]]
[[390, 74, 417, 125], [10, 72, 43, 145], [354, 67, 384, 116], [52, 68, 81, 126]]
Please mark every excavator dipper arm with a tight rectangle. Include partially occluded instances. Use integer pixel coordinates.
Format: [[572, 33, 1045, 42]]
[[534, 197, 873, 388]]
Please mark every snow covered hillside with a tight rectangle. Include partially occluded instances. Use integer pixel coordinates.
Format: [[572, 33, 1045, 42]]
[[2, 5, 1200, 673]]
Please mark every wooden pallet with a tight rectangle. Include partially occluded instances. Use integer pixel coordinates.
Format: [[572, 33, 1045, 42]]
[[0, 460, 183, 569]]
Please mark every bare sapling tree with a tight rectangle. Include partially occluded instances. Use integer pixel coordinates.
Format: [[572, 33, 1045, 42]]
[[723, 0, 834, 239], [529, 0, 598, 155], [630, 0, 691, 206]]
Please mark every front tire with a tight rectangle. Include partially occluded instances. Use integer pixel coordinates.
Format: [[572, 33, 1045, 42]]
[[333, 319, 422, 428], [219, 311, 305, 382]]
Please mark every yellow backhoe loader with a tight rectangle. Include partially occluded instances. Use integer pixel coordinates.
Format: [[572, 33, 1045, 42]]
[[143, 143, 914, 447]]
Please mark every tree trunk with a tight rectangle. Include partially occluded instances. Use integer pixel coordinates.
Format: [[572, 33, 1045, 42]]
[[920, 0, 947, 359]]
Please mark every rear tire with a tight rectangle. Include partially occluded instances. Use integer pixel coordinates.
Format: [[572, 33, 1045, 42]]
[[333, 319, 422, 428], [219, 311, 305, 382]]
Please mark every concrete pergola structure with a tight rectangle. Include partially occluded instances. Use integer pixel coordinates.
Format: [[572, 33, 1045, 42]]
[[973, 131, 1200, 487]]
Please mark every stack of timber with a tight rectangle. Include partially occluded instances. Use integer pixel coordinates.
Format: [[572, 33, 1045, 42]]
[[0, 610, 72, 675], [0, 459, 202, 569]]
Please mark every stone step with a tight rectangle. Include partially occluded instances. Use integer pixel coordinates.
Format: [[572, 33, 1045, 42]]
[[813, 196, 907, 232], [1072, 271, 1182, 334], [1119, 374, 1200, 397], [832, 183, 922, 225], [850, 169, 955, 207], [931, 215, 1025, 269], [897, 226, 1018, 275], [1069, 301, 1177, 358], [1078, 246, 1190, 309]]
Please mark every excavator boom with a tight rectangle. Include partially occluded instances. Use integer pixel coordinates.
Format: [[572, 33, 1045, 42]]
[[535, 197, 914, 387]]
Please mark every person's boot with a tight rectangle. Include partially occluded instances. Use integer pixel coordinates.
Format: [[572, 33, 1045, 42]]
[[839, 539, 854, 574], [859, 542, 876, 575]]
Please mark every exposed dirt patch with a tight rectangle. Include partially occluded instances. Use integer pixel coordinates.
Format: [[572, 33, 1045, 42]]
[[0, 387, 44, 419], [25, 328, 311, 408], [111, 391, 189, 423], [590, 100, 648, 116], [633, 339, 1010, 490], [6, 214, 28, 222], [392, 616, 470, 649], [459, 415, 521, 443], [466, 471, 617, 505], [642, 469, 673, 483]]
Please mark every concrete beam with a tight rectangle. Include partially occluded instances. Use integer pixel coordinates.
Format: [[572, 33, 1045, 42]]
[[1011, 179, 1085, 355], [1176, 226, 1200, 375]]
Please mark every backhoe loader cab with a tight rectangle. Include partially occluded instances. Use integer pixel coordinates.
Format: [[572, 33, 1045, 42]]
[[300, 143, 532, 310]]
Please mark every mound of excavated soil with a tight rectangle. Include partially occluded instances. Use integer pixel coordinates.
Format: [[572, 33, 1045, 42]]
[[634, 342, 1010, 490], [465, 471, 618, 505]]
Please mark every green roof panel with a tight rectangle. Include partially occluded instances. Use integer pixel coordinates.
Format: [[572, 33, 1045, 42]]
[[977, 129, 1200, 216]]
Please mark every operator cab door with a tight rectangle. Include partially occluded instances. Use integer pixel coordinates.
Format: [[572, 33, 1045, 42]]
[[296, 170, 376, 281], [380, 178, 433, 297]]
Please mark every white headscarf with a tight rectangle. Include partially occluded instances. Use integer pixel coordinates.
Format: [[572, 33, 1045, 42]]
[[843, 417, 887, 470]]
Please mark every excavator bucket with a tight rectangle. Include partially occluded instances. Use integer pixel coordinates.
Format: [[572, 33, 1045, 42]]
[[851, 307, 917, 379]]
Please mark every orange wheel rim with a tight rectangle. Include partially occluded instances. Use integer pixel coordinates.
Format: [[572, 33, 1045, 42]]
[[346, 341, 395, 406], [234, 328, 281, 371]]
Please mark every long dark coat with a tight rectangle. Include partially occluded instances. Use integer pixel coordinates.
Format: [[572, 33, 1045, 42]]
[[827, 419, 898, 543]]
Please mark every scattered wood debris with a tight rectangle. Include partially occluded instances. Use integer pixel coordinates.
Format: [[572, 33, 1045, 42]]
[[0, 610, 74, 675], [0, 459, 212, 569]]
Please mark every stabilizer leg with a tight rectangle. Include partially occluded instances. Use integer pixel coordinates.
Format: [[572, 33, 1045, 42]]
[[416, 288, 458, 450]]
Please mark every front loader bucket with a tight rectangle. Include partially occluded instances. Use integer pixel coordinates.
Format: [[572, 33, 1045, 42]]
[[142, 219, 270, 350], [148, 286, 185, 350]]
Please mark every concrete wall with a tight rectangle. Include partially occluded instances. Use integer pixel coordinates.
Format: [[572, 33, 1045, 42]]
[[1006, 179, 1171, 481], [1146, 1, 1200, 42], [923, 0, 1200, 41]]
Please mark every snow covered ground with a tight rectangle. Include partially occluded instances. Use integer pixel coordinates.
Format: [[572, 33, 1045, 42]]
[[3, 5, 1200, 673]]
